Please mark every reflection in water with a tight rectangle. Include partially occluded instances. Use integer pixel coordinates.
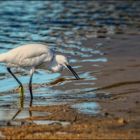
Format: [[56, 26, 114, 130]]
[[11, 98, 51, 121], [11, 96, 30, 120], [11, 97, 24, 120], [71, 102, 100, 115], [0, 96, 32, 122], [0, 96, 71, 127]]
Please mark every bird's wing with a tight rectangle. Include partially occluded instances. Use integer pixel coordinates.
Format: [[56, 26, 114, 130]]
[[6, 44, 54, 67], [18, 53, 48, 67]]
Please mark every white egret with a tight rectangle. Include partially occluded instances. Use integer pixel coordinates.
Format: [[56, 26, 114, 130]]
[[0, 44, 80, 99]]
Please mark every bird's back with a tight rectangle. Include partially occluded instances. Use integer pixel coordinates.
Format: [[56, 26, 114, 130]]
[[1, 43, 54, 68], [8, 44, 51, 57]]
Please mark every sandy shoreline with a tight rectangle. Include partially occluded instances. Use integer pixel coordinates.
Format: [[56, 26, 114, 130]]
[[0, 34, 140, 139]]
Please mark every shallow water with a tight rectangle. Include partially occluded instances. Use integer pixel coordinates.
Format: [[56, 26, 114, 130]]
[[0, 1, 140, 124], [71, 102, 100, 115]]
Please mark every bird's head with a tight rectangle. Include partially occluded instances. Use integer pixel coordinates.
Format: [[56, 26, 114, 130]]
[[50, 54, 80, 80]]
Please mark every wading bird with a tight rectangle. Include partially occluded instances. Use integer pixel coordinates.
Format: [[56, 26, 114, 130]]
[[0, 44, 80, 99]]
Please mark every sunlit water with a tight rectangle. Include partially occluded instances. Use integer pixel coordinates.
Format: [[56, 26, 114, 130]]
[[0, 1, 139, 124]]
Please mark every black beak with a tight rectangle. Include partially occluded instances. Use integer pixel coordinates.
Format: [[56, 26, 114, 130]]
[[66, 65, 80, 80]]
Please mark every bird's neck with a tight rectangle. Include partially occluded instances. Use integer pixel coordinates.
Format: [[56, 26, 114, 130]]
[[49, 54, 63, 72], [51, 54, 60, 64]]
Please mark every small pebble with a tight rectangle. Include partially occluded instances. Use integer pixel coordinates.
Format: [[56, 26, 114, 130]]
[[117, 118, 127, 125], [135, 101, 139, 104], [104, 112, 109, 116]]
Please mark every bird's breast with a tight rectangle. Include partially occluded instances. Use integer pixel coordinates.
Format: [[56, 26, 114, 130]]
[[51, 64, 63, 72]]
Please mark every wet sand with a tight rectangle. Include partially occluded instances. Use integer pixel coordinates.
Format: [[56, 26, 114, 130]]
[[0, 34, 140, 139]]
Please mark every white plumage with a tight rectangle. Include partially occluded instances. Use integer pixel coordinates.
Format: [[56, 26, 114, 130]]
[[0, 44, 53, 68], [0, 43, 80, 99]]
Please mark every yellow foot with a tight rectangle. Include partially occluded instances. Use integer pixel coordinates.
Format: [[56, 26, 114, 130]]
[[18, 86, 24, 97]]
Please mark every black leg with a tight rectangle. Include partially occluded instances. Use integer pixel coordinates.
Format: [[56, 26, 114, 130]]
[[29, 69, 34, 99], [7, 67, 23, 89]]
